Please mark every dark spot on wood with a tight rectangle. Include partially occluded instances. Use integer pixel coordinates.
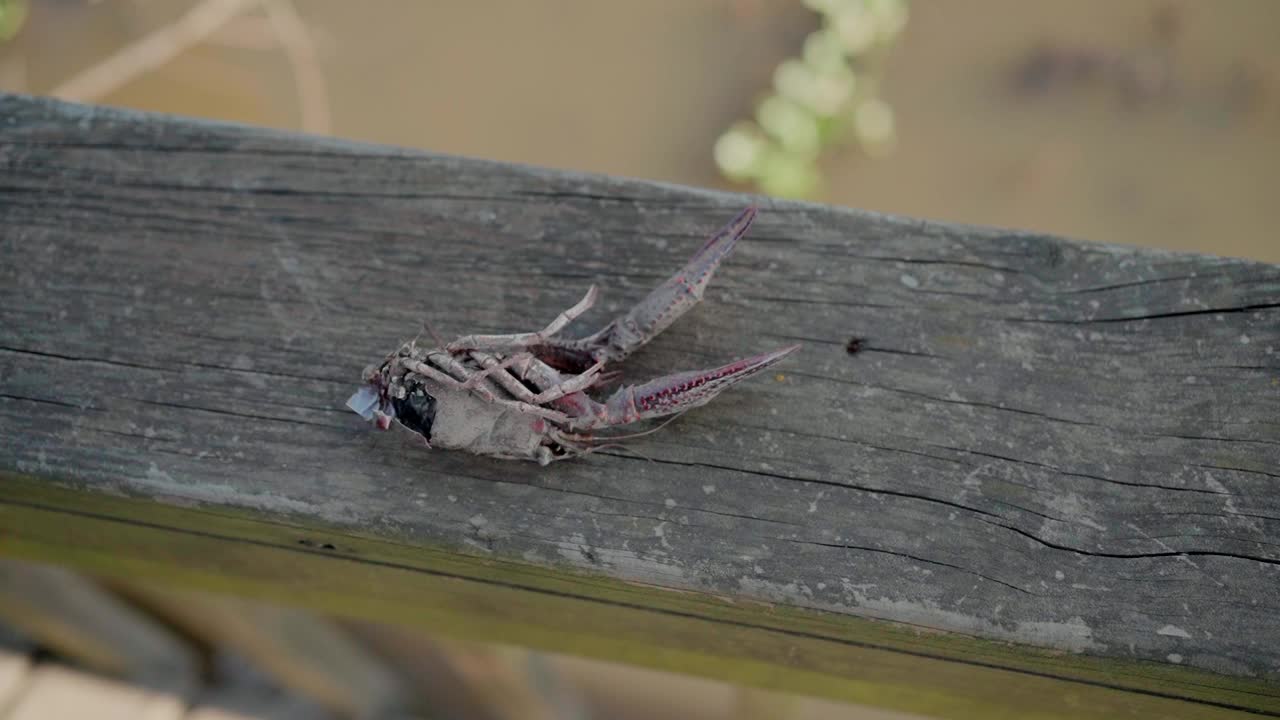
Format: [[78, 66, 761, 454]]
[[845, 336, 865, 355]]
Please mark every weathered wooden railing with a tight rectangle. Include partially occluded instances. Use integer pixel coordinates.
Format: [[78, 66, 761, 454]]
[[1, 92, 1277, 719]]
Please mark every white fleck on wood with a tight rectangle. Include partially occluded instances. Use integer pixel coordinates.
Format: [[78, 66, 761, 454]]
[[0, 561, 199, 695]]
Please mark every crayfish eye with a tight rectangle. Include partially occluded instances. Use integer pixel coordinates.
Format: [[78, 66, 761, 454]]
[[392, 388, 437, 439]]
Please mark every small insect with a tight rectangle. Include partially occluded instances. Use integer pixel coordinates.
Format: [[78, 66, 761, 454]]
[[347, 206, 799, 464], [845, 336, 865, 355]]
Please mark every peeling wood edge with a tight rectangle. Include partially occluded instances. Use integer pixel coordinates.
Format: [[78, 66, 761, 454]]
[[0, 473, 1275, 719]]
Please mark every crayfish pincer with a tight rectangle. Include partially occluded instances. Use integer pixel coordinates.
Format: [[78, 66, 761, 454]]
[[347, 206, 799, 464]]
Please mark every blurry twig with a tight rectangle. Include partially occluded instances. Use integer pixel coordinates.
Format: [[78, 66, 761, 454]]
[[49, 0, 330, 135], [208, 14, 280, 50], [50, 0, 257, 102], [262, 0, 330, 133]]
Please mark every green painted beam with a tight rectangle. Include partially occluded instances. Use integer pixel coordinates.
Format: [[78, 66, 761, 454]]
[[2, 475, 1273, 719]]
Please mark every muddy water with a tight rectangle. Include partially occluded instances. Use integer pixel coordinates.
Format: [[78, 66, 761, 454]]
[[6, 1, 1277, 261], [848, 0, 1280, 261]]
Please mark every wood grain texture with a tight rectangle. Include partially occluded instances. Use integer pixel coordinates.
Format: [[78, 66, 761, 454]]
[[1, 92, 1277, 696]]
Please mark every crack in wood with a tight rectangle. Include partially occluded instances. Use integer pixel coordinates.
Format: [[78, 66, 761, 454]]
[[783, 538, 1039, 596]]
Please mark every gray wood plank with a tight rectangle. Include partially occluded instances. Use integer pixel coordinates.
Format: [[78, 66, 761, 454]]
[[186, 649, 339, 720], [113, 585, 407, 720], [0, 561, 199, 695], [0, 90, 1277, 692], [346, 621, 588, 720]]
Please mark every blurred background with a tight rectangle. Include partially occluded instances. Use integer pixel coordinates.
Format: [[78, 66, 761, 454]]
[[0, 2, 1276, 718], [2, 559, 926, 720], [0, 0, 1275, 262]]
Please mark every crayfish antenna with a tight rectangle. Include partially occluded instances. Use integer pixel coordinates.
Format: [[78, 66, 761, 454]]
[[421, 318, 448, 349], [593, 443, 654, 462], [560, 410, 690, 443]]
